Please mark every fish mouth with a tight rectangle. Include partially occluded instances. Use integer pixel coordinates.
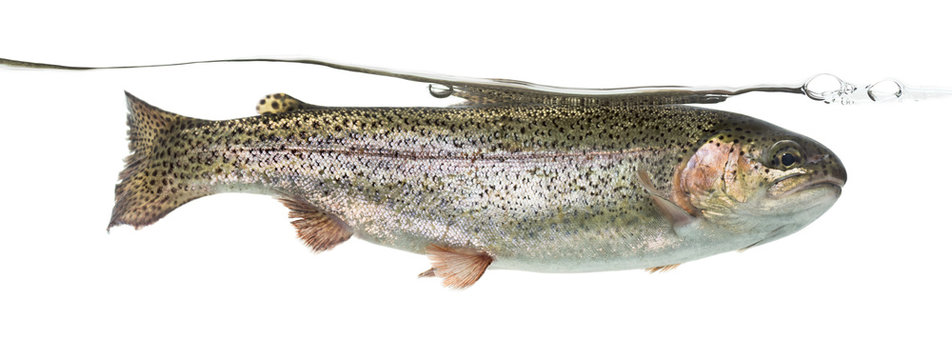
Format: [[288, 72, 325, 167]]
[[777, 175, 845, 198]]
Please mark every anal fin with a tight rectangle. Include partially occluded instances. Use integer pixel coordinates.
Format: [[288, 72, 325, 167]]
[[424, 244, 493, 289], [646, 264, 680, 273], [278, 197, 352, 252], [256, 93, 322, 115]]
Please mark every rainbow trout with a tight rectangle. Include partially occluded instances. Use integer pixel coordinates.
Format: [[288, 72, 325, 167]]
[[0, 55, 843, 287], [109, 89, 846, 288]]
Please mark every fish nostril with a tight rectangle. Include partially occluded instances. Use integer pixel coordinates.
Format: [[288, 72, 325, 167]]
[[807, 154, 829, 164]]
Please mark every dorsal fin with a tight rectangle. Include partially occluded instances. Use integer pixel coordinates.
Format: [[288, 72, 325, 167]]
[[256, 93, 322, 115], [278, 197, 352, 252], [424, 244, 493, 289]]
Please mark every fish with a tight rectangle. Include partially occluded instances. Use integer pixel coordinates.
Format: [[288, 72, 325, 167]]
[[0, 56, 846, 288], [108, 89, 846, 288]]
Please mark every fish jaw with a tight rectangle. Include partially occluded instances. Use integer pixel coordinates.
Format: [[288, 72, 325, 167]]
[[739, 182, 842, 249]]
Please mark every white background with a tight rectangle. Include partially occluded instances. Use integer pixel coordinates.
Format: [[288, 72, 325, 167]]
[[1, 1, 950, 359]]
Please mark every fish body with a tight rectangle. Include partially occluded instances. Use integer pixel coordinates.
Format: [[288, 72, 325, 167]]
[[111, 92, 845, 287]]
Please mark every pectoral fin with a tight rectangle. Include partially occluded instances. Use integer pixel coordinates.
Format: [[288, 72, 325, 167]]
[[635, 169, 697, 227], [646, 264, 681, 273], [256, 93, 322, 115], [424, 244, 493, 289], [418, 268, 436, 278], [278, 197, 352, 252]]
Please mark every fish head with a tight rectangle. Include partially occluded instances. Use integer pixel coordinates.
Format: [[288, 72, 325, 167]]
[[673, 117, 846, 247]]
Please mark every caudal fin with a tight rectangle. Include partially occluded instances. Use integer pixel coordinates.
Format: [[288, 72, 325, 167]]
[[109, 92, 210, 230]]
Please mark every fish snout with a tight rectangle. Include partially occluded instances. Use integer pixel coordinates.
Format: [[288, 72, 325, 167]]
[[831, 162, 847, 186], [825, 151, 847, 186], [810, 149, 847, 186]]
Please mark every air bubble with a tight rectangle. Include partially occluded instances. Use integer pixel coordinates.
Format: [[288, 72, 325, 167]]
[[428, 83, 453, 98], [867, 79, 903, 102], [804, 73, 858, 104]]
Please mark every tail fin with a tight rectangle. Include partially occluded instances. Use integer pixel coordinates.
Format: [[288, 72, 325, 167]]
[[109, 92, 210, 230]]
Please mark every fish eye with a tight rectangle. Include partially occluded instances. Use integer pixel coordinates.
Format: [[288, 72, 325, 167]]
[[766, 140, 803, 169], [780, 153, 800, 167]]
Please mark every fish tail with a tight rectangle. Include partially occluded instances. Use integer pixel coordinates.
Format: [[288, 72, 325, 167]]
[[109, 92, 211, 230]]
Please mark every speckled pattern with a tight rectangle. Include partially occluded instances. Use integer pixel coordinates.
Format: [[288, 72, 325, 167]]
[[110, 93, 845, 274]]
